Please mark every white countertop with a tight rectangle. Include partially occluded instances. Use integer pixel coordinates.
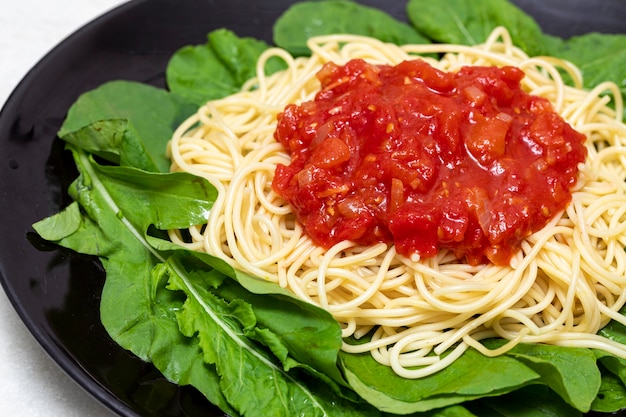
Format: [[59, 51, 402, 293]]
[[0, 2, 128, 415]]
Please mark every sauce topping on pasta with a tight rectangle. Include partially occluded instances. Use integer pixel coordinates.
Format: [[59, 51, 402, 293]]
[[272, 58, 587, 265]]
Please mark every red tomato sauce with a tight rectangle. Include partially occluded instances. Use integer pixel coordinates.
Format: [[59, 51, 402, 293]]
[[272, 59, 587, 265]]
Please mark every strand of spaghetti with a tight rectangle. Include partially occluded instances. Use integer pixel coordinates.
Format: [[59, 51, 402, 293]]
[[434, 262, 538, 355], [464, 328, 531, 357], [571, 81, 624, 125], [390, 340, 469, 379], [431, 222, 564, 354], [255, 47, 297, 103], [517, 57, 566, 111], [532, 333, 626, 357], [483, 26, 516, 57]]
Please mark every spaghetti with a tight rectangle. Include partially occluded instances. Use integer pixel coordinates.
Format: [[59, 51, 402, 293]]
[[167, 28, 626, 378]]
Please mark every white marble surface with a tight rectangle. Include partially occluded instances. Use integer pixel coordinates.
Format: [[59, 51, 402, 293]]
[[0, 2, 128, 416]]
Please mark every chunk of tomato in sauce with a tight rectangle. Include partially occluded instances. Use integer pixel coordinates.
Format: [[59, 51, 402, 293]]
[[272, 59, 587, 265]]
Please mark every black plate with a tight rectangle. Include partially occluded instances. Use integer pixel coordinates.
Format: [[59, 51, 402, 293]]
[[1, 1, 626, 416]]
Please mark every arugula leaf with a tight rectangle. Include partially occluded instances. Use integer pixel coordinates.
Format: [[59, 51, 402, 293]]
[[508, 346, 600, 412], [339, 342, 539, 413], [33, 201, 82, 241], [425, 405, 478, 417], [86, 165, 216, 230], [192, 252, 350, 388], [591, 371, 626, 413], [59, 80, 194, 172], [273, 0, 430, 56], [61, 119, 157, 173], [482, 340, 600, 412], [165, 253, 380, 416], [33, 147, 236, 415], [470, 385, 582, 417], [166, 28, 286, 107], [406, 0, 548, 56], [147, 238, 352, 391]]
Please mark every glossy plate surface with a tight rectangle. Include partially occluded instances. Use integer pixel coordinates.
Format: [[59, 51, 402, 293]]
[[1, 1, 625, 415]]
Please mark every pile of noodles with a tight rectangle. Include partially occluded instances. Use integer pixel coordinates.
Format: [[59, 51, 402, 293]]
[[167, 28, 626, 378]]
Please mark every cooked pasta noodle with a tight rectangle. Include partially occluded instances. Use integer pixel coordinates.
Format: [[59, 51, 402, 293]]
[[167, 27, 626, 378]]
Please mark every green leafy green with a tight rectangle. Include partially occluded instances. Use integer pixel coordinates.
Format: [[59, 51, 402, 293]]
[[273, 0, 430, 56], [340, 344, 538, 414], [192, 252, 350, 390], [470, 385, 582, 417], [483, 340, 600, 412], [34, 201, 82, 241], [165, 253, 376, 416], [425, 405, 477, 417], [406, 0, 549, 56], [33, 146, 236, 415], [59, 80, 194, 172], [591, 371, 626, 413], [166, 28, 286, 107]]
